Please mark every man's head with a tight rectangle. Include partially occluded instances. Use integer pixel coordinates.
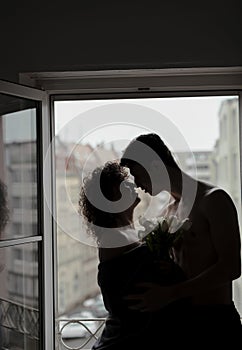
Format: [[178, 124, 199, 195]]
[[120, 133, 179, 195]]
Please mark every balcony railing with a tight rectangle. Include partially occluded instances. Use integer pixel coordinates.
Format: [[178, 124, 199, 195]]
[[0, 297, 39, 340], [58, 315, 242, 350], [0, 296, 106, 349], [57, 317, 106, 350], [1, 297, 241, 350]]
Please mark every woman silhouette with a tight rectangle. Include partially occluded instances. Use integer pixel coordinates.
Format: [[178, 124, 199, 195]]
[[79, 161, 189, 349]]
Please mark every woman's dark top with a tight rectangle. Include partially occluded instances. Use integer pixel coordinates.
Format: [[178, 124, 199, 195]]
[[92, 243, 189, 349]]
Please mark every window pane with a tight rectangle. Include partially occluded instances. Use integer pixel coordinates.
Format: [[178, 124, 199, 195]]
[[0, 93, 39, 240], [0, 242, 40, 350], [54, 96, 242, 348]]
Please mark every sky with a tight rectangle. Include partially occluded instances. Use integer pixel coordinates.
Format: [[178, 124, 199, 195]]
[[54, 95, 238, 152]]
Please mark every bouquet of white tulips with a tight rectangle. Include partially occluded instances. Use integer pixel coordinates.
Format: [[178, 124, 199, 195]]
[[138, 215, 192, 261]]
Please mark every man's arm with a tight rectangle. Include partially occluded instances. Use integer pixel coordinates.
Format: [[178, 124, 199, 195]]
[[203, 189, 241, 278], [172, 189, 241, 299], [125, 189, 241, 312]]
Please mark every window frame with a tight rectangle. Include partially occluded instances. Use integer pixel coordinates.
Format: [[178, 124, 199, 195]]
[[19, 67, 242, 348], [0, 80, 54, 350]]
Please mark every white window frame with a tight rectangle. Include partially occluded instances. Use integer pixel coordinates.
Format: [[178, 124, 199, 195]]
[[20, 66, 242, 93], [19, 67, 242, 348], [0, 80, 54, 350]]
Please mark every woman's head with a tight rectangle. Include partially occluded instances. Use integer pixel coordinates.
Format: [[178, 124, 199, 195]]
[[79, 161, 140, 237]]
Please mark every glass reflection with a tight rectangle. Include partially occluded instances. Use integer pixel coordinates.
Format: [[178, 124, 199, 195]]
[[0, 93, 38, 240], [0, 242, 39, 349]]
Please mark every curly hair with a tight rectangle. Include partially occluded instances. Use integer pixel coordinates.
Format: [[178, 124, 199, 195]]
[[79, 161, 130, 239], [0, 179, 9, 235]]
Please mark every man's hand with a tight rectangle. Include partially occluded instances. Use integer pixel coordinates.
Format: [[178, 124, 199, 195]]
[[123, 282, 175, 312]]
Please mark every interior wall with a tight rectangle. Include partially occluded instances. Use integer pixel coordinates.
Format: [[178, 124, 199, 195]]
[[1, 0, 242, 84]]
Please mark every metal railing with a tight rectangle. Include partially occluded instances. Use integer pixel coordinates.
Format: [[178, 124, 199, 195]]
[[1, 298, 241, 350], [57, 317, 106, 350], [0, 297, 39, 340], [58, 315, 242, 350], [0, 296, 106, 350]]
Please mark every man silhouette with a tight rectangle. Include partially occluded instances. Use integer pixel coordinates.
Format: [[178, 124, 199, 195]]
[[120, 133, 242, 345]]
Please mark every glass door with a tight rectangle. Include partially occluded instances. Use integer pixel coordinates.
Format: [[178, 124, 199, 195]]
[[0, 80, 54, 350]]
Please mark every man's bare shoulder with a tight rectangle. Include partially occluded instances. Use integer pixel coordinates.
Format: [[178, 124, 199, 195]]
[[204, 186, 232, 200], [200, 185, 237, 215]]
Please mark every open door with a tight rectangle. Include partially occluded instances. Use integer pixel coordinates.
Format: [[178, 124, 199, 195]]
[[0, 80, 54, 350]]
